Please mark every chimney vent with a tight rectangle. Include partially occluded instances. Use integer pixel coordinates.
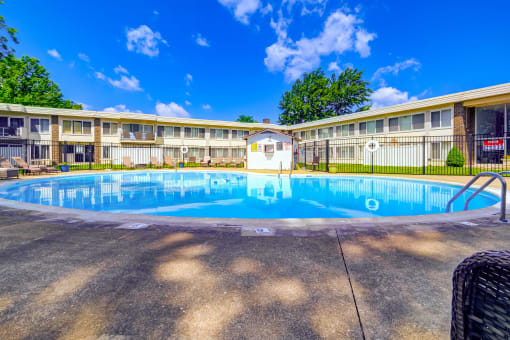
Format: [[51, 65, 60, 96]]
[[262, 118, 270, 124]]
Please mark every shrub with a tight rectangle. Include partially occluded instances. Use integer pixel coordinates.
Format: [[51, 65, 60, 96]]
[[446, 146, 465, 167]]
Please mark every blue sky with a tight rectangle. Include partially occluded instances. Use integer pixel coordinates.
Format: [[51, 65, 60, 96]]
[[4, 0, 510, 122]]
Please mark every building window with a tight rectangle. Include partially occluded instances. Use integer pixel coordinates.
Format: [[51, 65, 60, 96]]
[[412, 113, 425, 130], [388, 113, 425, 132], [431, 109, 452, 128], [359, 119, 383, 135], [336, 123, 355, 137], [31, 144, 49, 159], [211, 148, 229, 158], [276, 142, 283, 151], [318, 127, 334, 139], [122, 124, 154, 139], [103, 145, 111, 159], [184, 127, 205, 139], [264, 144, 274, 153], [102, 122, 118, 136], [389, 117, 399, 132], [232, 148, 246, 158], [337, 146, 354, 159], [30, 118, 50, 133], [399, 116, 412, 131], [431, 142, 452, 160], [232, 130, 249, 140], [210, 129, 229, 140], [359, 122, 367, 135], [157, 126, 181, 138], [63, 120, 92, 135]]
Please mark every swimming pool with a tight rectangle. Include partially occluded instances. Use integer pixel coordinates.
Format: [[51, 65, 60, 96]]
[[0, 171, 499, 219]]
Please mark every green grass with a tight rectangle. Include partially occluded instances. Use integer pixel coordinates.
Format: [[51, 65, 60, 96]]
[[298, 162, 508, 176], [67, 162, 245, 171]]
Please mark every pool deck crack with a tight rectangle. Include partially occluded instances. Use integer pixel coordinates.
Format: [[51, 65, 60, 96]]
[[335, 228, 366, 340]]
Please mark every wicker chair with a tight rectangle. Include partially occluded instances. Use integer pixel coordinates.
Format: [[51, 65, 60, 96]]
[[451, 250, 510, 339]]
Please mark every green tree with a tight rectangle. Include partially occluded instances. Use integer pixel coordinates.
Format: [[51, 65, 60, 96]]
[[0, 55, 82, 109], [327, 68, 372, 115], [0, 1, 18, 58], [278, 67, 372, 125], [236, 114, 257, 123]]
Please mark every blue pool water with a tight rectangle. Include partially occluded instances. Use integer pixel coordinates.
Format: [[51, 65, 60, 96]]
[[0, 171, 499, 219]]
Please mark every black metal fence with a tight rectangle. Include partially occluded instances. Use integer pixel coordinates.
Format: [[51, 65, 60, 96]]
[[3, 135, 510, 175], [297, 134, 510, 176], [0, 139, 246, 171]]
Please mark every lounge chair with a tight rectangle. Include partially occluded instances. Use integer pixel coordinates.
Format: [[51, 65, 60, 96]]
[[0, 168, 19, 179], [212, 157, 223, 167], [220, 157, 232, 167], [40, 165, 59, 173], [230, 157, 243, 167], [211, 157, 220, 167], [0, 157, 19, 179], [200, 156, 211, 167], [188, 156, 196, 165], [122, 156, 134, 168], [451, 250, 510, 340], [312, 155, 320, 170], [150, 156, 162, 167], [164, 155, 175, 168], [11, 157, 42, 175]]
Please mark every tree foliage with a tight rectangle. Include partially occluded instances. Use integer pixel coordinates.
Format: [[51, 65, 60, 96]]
[[0, 55, 82, 109], [278, 68, 372, 125], [446, 146, 465, 167], [235, 114, 257, 123], [0, 1, 18, 58]]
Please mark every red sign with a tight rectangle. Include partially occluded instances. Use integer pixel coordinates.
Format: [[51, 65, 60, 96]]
[[483, 139, 504, 151]]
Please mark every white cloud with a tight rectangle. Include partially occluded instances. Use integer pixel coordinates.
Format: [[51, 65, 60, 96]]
[[260, 3, 273, 15], [114, 65, 129, 74], [218, 0, 262, 24], [264, 9, 376, 82], [126, 25, 167, 57], [103, 104, 142, 113], [328, 62, 341, 72], [108, 75, 142, 91], [371, 58, 421, 86], [79, 103, 92, 110], [95, 72, 106, 80], [155, 102, 190, 118], [282, 0, 328, 16], [194, 33, 210, 47], [355, 29, 376, 58], [184, 100, 192, 106], [186, 73, 193, 86], [202, 104, 212, 110], [153, 10, 159, 15], [47, 49, 62, 61], [185, 92, 191, 96], [370, 87, 419, 109], [78, 53, 90, 62]]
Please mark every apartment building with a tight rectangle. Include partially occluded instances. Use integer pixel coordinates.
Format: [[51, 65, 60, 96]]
[[0, 82, 509, 166]]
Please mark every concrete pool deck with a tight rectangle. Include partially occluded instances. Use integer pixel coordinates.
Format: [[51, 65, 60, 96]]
[[0, 170, 509, 338], [0, 207, 509, 339]]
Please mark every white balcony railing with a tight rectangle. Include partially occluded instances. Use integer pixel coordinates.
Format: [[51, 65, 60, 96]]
[[0, 127, 22, 137]]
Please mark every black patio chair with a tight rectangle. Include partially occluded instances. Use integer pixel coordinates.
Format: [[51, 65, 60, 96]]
[[451, 250, 510, 339]]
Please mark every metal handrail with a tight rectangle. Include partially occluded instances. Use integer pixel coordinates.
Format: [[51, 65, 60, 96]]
[[278, 161, 282, 178], [446, 171, 507, 222]]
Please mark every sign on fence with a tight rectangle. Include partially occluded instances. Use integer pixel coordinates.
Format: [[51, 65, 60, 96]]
[[483, 139, 504, 151]]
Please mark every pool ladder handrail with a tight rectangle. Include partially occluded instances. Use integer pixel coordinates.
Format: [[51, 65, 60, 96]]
[[278, 161, 282, 178], [445, 171, 507, 222]]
